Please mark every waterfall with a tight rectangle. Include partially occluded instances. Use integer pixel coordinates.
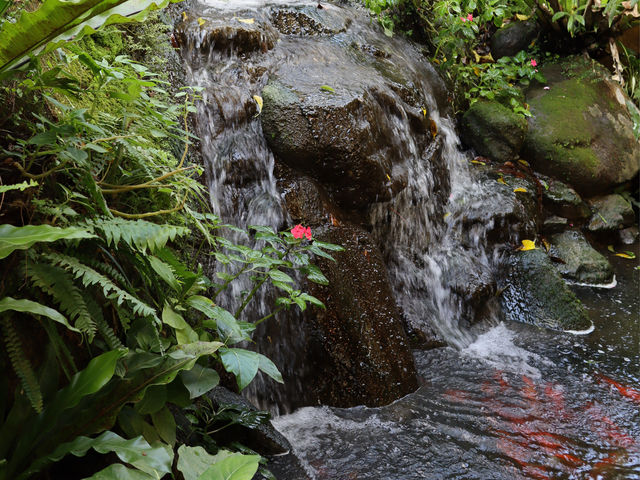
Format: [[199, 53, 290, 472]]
[[177, 0, 512, 412]]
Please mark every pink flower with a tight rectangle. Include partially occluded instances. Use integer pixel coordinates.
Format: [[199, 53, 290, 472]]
[[461, 16, 466, 22], [530, 59, 537, 67], [543, 86, 550, 90], [467, 13, 473, 21], [291, 224, 312, 240]]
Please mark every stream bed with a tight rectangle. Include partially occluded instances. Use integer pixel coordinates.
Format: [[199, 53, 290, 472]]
[[273, 253, 640, 479]]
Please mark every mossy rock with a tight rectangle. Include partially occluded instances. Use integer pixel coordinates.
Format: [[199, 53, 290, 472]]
[[460, 100, 528, 162], [501, 248, 592, 331], [541, 176, 591, 220], [522, 55, 640, 195], [490, 20, 539, 60]]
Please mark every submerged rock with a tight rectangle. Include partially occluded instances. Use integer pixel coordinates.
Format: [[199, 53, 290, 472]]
[[501, 249, 592, 331], [522, 55, 640, 194], [460, 100, 528, 162], [587, 194, 635, 232], [550, 230, 613, 284]]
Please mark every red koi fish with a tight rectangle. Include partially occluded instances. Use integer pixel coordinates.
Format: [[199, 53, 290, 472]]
[[597, 373, 640, 404]]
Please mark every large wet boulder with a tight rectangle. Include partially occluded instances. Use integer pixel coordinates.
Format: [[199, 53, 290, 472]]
[[260, 6, 445, 210], [549, 230, 613, 284], [272, 166, 418, 408], [501, 248, 592, 331], [490, 20, 539, 60], [522, 55, 640, 195], [460, 100, 528, 162]]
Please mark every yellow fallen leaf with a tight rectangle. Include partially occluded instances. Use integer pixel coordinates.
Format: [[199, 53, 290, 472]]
[[518, 159, 530, 167], [542, 238, 550, 252], [253, 94, 263, 114], [473, 66, 480, 77], [497, 176, 508, 185], [615, 252, 636, 259], [607, 245, 615, 252], [516, 13, 530, 20], [471, 160, 486, 165], [421, 108, 427, 117], [429, 119, 438, 138], [237, 17, 254, 24], [197, 17, 206, 26], [513, 187, 528, 193], [386, 174, 391, 181], [182, 11, 188, 21], [519, 239, 536, 251]]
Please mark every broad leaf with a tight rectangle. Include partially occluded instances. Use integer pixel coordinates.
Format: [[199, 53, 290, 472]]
[[33, 431, 172, 479], [187, 296, 244, 341], [0, 0, 178, 72], [0, 296, 79, 332], [177, 446, 234, 480], [0, 224, 94, 259], [219, 348, 259, 391], [84, 463, 154, 480], [257, 353, 283, 384], [200, 453, 261, 480], [180, 363, 220, 399]]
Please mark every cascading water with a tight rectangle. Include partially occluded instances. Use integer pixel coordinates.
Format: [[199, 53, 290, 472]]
[[176, 1, 639, 477]]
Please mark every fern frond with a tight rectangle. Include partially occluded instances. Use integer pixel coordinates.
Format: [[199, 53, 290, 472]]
[[40, 319, 77, 380], [1, 316, 43, 413], [83, 217, 190, 253], [26, 262, 97, 341], [75, 253, 132, 291], [86, 296, 124, 350], [44, 252, 159, 322]]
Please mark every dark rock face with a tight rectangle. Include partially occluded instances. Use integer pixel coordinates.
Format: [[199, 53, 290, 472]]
[[501, 249, 592, 331], [550, 230, 613, 285], [490, 20, 539, 60], [460, 100, 528, 162], [522, 56, 640, 195], [279, 169, 418, 407], [259, 5, 445, 211], [587, 194, 635, 232], [175, 15, 278, 55]]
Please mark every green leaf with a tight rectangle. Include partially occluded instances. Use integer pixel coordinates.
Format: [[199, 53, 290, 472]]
[[180, 363, 220, 399], [151, 406, 176, 446], [268, 269, 294, 283], [187, 296, 244, 341], [135, 384, 166, 415], [0, 0, 178, 73], [320, 85, 335, 93], [0, 180, 38, 193], [162, 304, 189, 330], [200, 453, 261, 480], [0, 296, 79, 332], [0, 224, 94, 259], [305, 264, 329, 285], [148, 256, 181, 291], [39, 431, 172, 478], [257, 353, 283, 384], [219, 348, 260, 391], [83, 463, 155, 480], [177, 446, 234, 480]]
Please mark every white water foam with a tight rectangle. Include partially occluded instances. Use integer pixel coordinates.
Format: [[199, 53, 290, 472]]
[[463, 322, 554, 378]]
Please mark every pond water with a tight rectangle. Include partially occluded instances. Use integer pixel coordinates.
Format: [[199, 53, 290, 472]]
[[273, 253, 640, 479]]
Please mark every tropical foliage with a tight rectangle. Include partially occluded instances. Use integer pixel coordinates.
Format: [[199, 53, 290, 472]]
[[364, 0, 639, 114], [0, 2, 342, 479]]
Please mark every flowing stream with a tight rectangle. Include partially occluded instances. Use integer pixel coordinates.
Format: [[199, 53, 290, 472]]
[[178, 1, 640, 477]]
